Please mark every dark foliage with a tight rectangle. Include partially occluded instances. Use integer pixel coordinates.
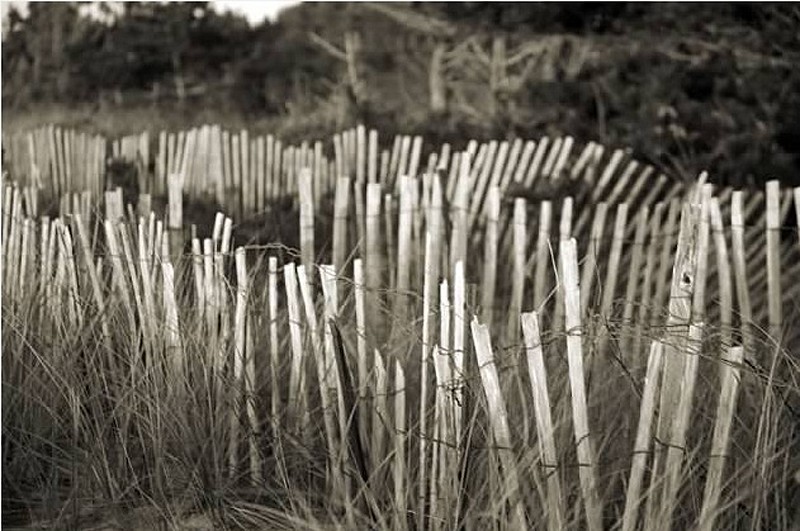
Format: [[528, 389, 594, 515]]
[[3, 2, 800, 187]]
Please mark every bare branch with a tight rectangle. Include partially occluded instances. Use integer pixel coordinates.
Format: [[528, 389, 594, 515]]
[[469, 38, 492, 66], [507, 41, 549, 68], [308, 31, 347, 62], [364, 2, 457, 37], [507, 56, 540, 92], [443, 36, 475, 62]]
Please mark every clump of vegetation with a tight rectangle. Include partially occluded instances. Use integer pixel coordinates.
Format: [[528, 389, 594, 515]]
[[3, 3, 800, 187]]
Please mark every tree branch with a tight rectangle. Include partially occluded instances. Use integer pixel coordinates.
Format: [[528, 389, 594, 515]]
[[469, 38, 492, 66], [308, 31, 347, 62], [363, 2, 457, 37]]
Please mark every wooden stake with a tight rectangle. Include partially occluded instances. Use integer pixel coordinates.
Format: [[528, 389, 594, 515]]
[[393, 358, 407, 531], [470, 318, 527, 529], [268, 256, 281, 426], [333, 177, 350, 275], [730, 192, 753, 357], [646, 202, 702, 530], [521, 311, 565, 531], [365, 183, 383, 335], [621, 206, 650, 360], [296, 264, 334, 443], [481, 187, 500, 327], [524, 136, 549, 188], [353, 258, 370, 446], [552, 197, 574, 333], [709, 198, 733, 351], [283, 262, 307, 433], [659, 323, 703, 529], [391, 176, 415, 339], [372, 348, 389, 472], [596, 203, 628, 362], [560, 238, 603, 531], [765, 180, 782, 341], [532, 200, 553, 312], [162, 249, 183, 382], [506, 197, 527, 341], [452, 261, 466, 440], [697, 345, 745, 531], [298, 169, 315, 279], [579, 202, 608, 315], [368, 129, 378, 184], [621, 341, 664, 531]]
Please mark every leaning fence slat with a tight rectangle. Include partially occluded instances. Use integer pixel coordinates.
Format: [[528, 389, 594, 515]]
[[283, 262, 307, 433], [708, 198, 733, 350], [532, 200, 552, 311], [452, 261, 466, 439], [506, 198, 527, 341], [408, 135, 422, 180], [365, 183, 383, 336], [621, 341, 665, 531], [417, 175, 442, 529], [353, 259, 370, 443], [595, 203, 628, 367], [298, 169, 315, 278], [371, 348, 389, 471], [730, 192, 753, 355], [119, 223, 149, 353], [605, 160, 639, 208], [469, 140, 498, 226], [579, 202, 608, 315], [387, 135, 400, 187], [481, 187, 500, 326], [697, 345, 745, 531], [570, 140, 595, 181], [16, 216, 30, 302], [137, 220, 157, 343], [540, 137, 562, 183], [691, 187, 712, 321], [391, 176, 415, 340], [521, 311, 565, 531], [479, 140, 509, 219], [552, 197, 574, 333], [561, 238, 603, 531], [633, 202, 664, 358], [299, 263, 344, 495], [333, 177, 350, 275], [449, 154, 470, 274], [621, 206, 649, 359], [393, 357, 407, 531], [471, 318, 527, 528], [651, 199, 681, 326], [593, 149, 625, 203], [445, 151, 461, 202], [237, 249, 262, 483], [659, 323, 703, 529], [162, 251, 183, 383], [103, 219, 134, 321], [368, 129, 378, 184], [511, 140, 536, 185], [498, 138, 523, 191], [765, 180, 782, 341], [267, 256, 281, 425], [646, 202, 701, 530], [551, 136, 573, 179]]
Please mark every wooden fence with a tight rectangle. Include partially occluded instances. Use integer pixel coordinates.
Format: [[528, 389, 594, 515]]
[[2, 125, 800, 529]]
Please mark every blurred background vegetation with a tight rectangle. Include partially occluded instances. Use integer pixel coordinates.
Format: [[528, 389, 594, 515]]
[[3, 2, 800, 187]]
